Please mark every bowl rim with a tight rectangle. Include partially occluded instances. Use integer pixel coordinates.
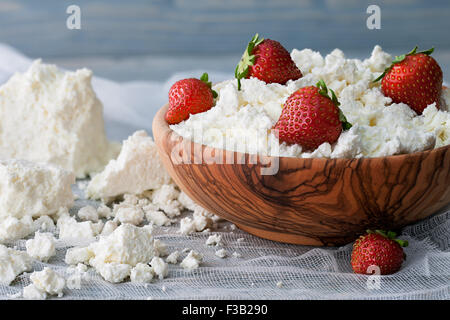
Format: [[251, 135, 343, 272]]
[[153, 103, 450, 163]]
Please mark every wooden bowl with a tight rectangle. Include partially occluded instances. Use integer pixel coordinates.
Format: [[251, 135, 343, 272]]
[[153, 104, 450, 246]]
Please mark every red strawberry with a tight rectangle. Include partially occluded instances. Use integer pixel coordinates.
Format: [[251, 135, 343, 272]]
[[273, 80, 352, 150], [351, 230, 408, 275], [374, 46, 443, 114], [235, 34, 302, 90], [166, 73, 217, 125]]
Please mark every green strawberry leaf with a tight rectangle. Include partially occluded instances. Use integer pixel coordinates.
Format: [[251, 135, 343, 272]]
[[316, 80, 352, 130], [387, 231, 397, 239], [394, 239, 409, 247], [369, 230, 408, 247], [373, 46, 434, 83], [374, 230, 388, 238], [339, 110, 352, 130], [235, 33, 264, 90], [200, 72, 218, 98]]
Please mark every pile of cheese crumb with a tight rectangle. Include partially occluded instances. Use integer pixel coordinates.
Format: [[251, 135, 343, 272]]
[[0, 62, 233, 300]]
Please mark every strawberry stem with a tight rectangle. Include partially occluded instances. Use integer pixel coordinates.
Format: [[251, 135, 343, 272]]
[[200, 72, 218, 98], [373, 46, 435, 82], [367, 229, 409, 247], [235, 34, 264, 90], [316, 80, 352, 130]]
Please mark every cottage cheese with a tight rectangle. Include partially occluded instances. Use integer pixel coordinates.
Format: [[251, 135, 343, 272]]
[[29, 267, 65, 297], [114, 206, 144, 226], [178, 192, 198, 211], [150, 257, 168, 280], [180, 250, 203, 270], [57, 215, 103, 243], [86, 130, 172, 199], [26, 232, 56, 262], [206, 234, 222, 247], [166, 251, 180, 264], [101, 220, 118, 236], [77, 206, 99, 222], [88, 224, 158, 266], [65, 246, 93, 265], [0, 60, 118, 177], [215, 249, 228, 259], [33, 216, 56, 233], [0, 216, 34, 243], [22, 284, 47, 300], [83, 224, 168, 282], [170, 46, 450, 158], [97, 205, 114, 219], [95, 263, 131, 283], [130, 263, 154, 283], [0, 159, 74, 219], [0, 244, 32, 285], [145, 209, 171, 226]]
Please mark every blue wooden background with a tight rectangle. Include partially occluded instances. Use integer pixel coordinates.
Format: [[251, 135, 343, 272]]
[[0, 0, 449, 81]]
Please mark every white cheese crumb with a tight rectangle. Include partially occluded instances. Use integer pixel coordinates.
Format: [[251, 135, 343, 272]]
[[179, 210, 213, 235], [25, 232, 56, 262], [95, 263, 131, 283], [150, 257, 168, 280], [22, 284, 47, 300], [232, 252, 242, 258], [87, 224, 165, 283], [33, 216, 56, 233], [30, 267, 65, 297], [206, 234, 222, 246], [114, 206, 144, 226], [166, 251, 180, 264], [153, 239, 168, 257], [0, 244, 32, 285], [64, 246, 93, 265], [0, 161, 74, 220], [180, 250, 203, 270], [152, 185, 180, 208], [177, 191, 197, 211], [130, 263, 154, 283], [276, 281, 283, 288], [89, 224, 158, 266], [100, 220, 118, 236], [57, 216, 101, 243], [0, 216, 34, 243], [145, 209, 171, 226], [77, 205, 99, 222], [86, 130, 171, 199], [215, 249, 228, 259], [97, 204, 114, 219]]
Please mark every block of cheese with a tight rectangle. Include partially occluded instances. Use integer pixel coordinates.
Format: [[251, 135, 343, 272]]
[[87, 130, 171, 199], [0, 59, 119, 178], [0, 159, 75, 219]]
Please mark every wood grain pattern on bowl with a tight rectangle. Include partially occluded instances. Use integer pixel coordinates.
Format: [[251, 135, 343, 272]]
[[153, 104, 450, 246]]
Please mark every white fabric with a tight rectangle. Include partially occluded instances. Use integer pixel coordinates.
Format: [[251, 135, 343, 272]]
[[0, 44, 449, 300]]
